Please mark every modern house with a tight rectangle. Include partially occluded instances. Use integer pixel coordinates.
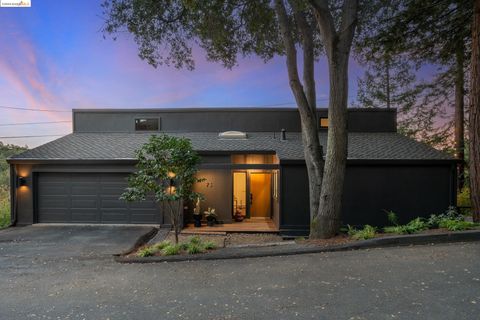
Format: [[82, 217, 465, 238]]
[[8, 108, 456, 235]]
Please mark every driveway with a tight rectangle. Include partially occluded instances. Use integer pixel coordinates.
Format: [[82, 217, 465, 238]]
[[0, 226, 479, 320], [0, 225, 153, 266]]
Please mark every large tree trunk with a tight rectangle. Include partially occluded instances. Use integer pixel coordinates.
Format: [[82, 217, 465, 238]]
[[309, 0, 358, 238], [275, 0, 324, 222], [470, 0, 480, 222], [455, 40, 465, 191]]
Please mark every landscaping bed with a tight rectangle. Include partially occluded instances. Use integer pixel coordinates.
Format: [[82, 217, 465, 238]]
[[124, 207, 479, 260]]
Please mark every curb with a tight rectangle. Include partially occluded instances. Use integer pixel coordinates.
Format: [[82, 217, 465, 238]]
[[114, 229, 480, 263], [115, 227, 159, 256]]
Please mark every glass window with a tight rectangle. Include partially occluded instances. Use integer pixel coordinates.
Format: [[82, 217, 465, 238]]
[[135, 118, 159, 131]]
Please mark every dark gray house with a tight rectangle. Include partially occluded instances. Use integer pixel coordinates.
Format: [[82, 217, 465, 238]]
[[8, 108, 456, 235]]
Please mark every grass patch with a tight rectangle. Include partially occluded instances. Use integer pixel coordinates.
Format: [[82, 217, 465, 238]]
[[161, 244, 182, 256]]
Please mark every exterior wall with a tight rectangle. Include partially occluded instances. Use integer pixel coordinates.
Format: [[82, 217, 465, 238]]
[[193, 169, 233, 223], [279, 162, 456, 235], [73, 108, 397, 133]]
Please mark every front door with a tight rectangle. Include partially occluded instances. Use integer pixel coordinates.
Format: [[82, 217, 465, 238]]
[[249, 172, 272, 218]]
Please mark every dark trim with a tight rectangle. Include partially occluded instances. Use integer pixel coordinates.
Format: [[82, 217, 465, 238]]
[[7, 159, 138, 165], [200, 164, 280, 170], [72, 107, 396, 113], [280, 159, 457, 165], [31, 167, 136, 173], [9, 164, 15, 226], [33, 172, 39, 223]]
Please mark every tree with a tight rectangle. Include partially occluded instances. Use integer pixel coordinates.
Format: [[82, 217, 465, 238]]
[[355, 0, 472, 188], [470, 0, 480, 222], [121, 135, 203, 243], [103, 0, 358, 238]]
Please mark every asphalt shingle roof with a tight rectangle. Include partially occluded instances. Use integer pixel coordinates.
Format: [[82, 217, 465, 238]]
[[9, 132, 453, 161]]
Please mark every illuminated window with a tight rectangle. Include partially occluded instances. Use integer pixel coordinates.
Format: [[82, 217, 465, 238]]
[[231, 154, 279, 164], [320, 117, 329, 128], [135, 118, 159, 131]]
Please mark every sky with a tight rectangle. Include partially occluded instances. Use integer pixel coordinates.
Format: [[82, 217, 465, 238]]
[[1, 1, 367, 148]]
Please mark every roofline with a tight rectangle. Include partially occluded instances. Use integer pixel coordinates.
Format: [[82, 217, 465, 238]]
[[72, 107, 397, 113], [8, 158, 456, 165]]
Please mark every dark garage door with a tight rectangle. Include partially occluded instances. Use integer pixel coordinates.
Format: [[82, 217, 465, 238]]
[[37, 173, 162, 224]]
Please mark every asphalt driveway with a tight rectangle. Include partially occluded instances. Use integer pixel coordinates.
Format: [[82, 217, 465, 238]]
[[0, 226, 479, 320], [0, 225, 153, 264]]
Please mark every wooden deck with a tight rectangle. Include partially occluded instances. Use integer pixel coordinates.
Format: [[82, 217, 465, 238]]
[[182, 219, 278, 234]]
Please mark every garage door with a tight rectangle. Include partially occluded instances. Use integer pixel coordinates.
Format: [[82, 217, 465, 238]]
[[37, 173, 162, 224]]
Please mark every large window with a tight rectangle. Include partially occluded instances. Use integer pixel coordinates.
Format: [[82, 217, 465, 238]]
[[135, 118, 159, 131], [231, 154, 279, 164]]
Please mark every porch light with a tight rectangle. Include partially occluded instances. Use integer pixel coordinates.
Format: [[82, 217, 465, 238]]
[[167, 171, 176, 179], [17, 176, 27, 187]]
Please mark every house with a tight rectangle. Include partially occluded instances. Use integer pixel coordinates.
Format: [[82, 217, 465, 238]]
[[7, 108, 456, 235]]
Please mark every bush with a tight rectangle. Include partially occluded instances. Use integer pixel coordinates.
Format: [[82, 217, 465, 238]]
[[0, 187, 10, 229], [457, 187, 471, 215], [188, 235, 202, 245], [348, 225, 377, 240], [427, 207, 461, 228], [186, 243, 204, 254], [152, 240, 171, 251], [137, 246, 156, 257], [202, 240, 217, 250], [384, 218, 429, 234], [438, 219, 478, 231], [385, 210, 399, 226], [161, 244, 182, 256]]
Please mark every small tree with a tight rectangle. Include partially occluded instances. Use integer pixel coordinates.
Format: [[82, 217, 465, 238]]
[[121, 135, 203, 243]]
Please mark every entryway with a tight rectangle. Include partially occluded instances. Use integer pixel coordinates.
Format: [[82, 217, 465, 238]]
[[233, 171, 273, 220]]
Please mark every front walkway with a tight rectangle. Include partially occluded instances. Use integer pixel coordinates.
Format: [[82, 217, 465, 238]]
[[182, 219, 277, 234]]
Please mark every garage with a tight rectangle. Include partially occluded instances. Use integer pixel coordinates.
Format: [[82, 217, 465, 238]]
[[37, 173, 162, 224]]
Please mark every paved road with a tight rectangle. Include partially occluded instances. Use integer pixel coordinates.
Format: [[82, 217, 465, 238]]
[[0, 226, 479, 320]]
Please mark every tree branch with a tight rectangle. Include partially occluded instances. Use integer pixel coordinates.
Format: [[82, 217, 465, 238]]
[[309, 0, 336, 57]]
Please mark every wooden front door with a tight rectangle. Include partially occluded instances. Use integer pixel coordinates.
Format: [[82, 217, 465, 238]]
[[249, 172, 272, 218]]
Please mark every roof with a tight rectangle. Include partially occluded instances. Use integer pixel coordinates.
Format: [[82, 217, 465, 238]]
[[9, 132, 454, 162]]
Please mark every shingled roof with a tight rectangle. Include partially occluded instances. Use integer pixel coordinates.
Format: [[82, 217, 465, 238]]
[[8, 131, 453, 162]]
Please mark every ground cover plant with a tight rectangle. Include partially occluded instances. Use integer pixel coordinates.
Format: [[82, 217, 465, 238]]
[[136, 236, 217, 257]]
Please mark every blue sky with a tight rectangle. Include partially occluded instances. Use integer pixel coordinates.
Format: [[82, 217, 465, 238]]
[[0, 0, 367, 147]]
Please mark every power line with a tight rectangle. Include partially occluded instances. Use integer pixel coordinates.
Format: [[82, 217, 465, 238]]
[[0, 105, 71, 112], [0, 134, 68, 139], [0, 121, 71, 126]]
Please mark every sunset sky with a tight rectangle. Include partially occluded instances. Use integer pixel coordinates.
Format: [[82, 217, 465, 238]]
[[0, 1, 407, 148]]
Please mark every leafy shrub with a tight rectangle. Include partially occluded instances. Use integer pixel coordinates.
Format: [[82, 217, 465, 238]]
[[186, 243, 204, 254], [349, 225, 377, 240], [457, 187, 471, 215], [137, 246, 156, 257], [438, 219, 479, 231], [384, 218, 429, 234], [161, 244, 182, 256], [427, 207, 462, 228], [0, 187, 10, 229], [385, 210, 399, 226], [202, 240, 217, 250]]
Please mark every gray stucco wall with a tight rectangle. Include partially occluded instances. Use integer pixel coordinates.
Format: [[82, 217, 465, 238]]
[[73, 108, 397, 133], [279, 162, 456, 235]]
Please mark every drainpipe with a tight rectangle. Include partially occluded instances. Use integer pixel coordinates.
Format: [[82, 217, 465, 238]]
[[280, 129, 286, 141]]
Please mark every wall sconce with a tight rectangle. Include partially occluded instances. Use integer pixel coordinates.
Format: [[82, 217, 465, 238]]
[[17, 176, 27, 187]]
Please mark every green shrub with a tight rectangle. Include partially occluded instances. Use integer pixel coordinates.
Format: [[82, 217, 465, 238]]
[[161, 244, 182, 256], [349, 225, 377, 240], [137, 246, 156, 257], [384, 218, 429, 234], [427, 207, 462, 228], [385, 210, 399, 226], [0, 187, 10, 229], [457, 187, 471, 215], [188, 235, 202, 245], [152, 240, 171, 251], [438, 219, 478, 231], [186, 243, 204, 254], [202, 240, 217, 250]]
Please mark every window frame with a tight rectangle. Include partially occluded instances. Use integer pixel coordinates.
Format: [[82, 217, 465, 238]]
[[134, 118, 160, 131]]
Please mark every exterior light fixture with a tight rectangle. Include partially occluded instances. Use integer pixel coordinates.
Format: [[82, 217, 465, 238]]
[[167, 171, 176, 179], [17, 176, 27, 187]]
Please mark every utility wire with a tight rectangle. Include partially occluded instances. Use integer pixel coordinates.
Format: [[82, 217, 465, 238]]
[[0, 121, 71, 126], [0, 105, 71, 112], [0, 134, 68, 139]]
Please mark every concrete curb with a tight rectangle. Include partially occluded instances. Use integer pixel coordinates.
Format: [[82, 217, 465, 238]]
[[115, 227, 158, 256], [114, 229, 480, 263]]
